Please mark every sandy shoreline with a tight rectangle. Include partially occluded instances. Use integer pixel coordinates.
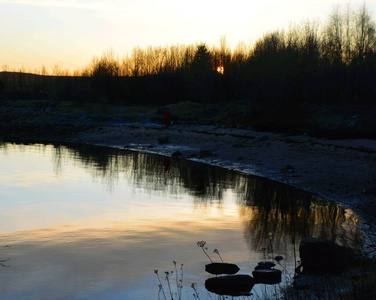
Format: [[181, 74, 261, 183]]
[[61, 122, 376, 227]]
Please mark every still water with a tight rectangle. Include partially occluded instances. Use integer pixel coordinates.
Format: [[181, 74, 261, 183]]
[[0, 142, 363, 299]]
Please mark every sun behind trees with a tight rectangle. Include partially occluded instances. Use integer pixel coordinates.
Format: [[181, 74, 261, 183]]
[[0, 4, 375, 106]]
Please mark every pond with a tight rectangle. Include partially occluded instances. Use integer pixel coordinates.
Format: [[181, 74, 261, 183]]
[[0, 142, 364, 299]]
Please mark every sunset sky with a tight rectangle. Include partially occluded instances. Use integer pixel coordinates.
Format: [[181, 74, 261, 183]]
[[0, 0, 375, 73]]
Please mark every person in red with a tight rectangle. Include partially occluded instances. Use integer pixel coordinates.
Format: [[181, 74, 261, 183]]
[[163, 108, 171, 127]]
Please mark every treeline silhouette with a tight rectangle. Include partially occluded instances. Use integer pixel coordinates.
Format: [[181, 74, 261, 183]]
[[1, 5, 375, 107]]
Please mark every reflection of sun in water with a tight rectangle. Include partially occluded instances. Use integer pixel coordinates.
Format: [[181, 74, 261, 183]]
[[216, 65, 224, 75]]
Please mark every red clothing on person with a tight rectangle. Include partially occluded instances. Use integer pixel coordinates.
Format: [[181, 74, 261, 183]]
[[164, 109, 171, 121], [164, 109, 171, 127]]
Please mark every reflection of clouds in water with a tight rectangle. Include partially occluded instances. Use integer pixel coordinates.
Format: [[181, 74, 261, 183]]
[[0, 216, 246, 299], [0, 171, 77, 187]]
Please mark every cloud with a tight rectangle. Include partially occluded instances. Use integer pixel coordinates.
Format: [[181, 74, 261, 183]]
[[0, 172, 76, 187], [0, 0, 98, 9]]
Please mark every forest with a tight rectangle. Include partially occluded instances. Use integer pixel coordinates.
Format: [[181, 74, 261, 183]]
[[0, 5, 375, 109]]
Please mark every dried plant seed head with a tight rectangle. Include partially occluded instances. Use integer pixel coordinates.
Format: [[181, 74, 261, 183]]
[[197, 240, 206, 248]]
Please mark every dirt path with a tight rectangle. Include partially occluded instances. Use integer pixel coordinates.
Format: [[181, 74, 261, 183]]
[[68, 122, 376, 225]]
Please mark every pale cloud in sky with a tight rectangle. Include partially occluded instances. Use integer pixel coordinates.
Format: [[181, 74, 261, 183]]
[[0, 0, 375, 72]]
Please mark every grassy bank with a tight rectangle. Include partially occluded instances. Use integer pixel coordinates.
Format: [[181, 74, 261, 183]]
[[1, 99, 376, 141]]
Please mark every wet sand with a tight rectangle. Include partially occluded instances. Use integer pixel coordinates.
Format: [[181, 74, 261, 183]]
[[66, 122, 376, 227]]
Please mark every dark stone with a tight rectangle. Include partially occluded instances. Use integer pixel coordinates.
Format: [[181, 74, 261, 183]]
[[172, 151, 182, 157], [252, 269, 282, 284], [158, 137, 169, 144], [199, 150, 213, 158], [299, 237, 357, 274], [255, 261, 275, 270], [205, 275, 255, 296], [280, 165, 295, 173], [205, 262, 240, 275]]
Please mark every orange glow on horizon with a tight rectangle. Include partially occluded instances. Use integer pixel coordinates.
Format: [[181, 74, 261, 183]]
[[216, 65, 224, 75]]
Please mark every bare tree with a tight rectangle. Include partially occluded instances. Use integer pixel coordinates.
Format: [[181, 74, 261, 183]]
[[90, 49, 120, 77], [343, 5, 353, 65], [41, 65, 48, 75], [353, 4, 376, 63], [1, 64, 10, 72], [231, 41, 249, 66], [323, 6, 344, 66], [52, 64, 62, 76], [219, 36, 231, 71]]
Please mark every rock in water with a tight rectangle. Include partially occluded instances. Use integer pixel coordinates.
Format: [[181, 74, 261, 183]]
[[205, 275, 255, 296], [252, 269, 282, 284], [254, 261, 276, 270], [299, 237, 357, 274], [205, 262, 240, 275]]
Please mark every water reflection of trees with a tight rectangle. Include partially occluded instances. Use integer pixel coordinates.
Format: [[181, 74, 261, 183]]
[[236, 176, 363, 253], [53, 143, 237, 198], [52, 143, 363, 250]]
